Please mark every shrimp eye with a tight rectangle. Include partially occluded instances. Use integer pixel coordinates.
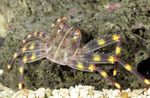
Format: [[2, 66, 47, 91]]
[[57, 23, 65, 33]]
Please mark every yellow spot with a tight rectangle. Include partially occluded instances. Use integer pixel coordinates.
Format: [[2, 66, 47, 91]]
[[30, 53, 36, 60], [18, 82, 22, 89], [19, 67, 24, 74], [27, 34, 31, 38], [124, 64, 132, 71], [30, 43, 34, 50], [51, 24, 55, 27], [93, 54, 101, 62], [121, 92, 129, 98], [57, 18, 61, 22], [73, 36, 78, 40], [112, 34, 120, 41], [114, 82, 121, 89], [39, 32, 43, 37], [13, 53, 18, 58], [7, 64, 11, 70], [97, 39, 105, 45], [33, 32, 37, 36], [77, 62, 84, 69], [57, 29, 61, 33], [100, 71, 107, 78], [115, 47, 121, 55], [22, 47, 26, 52], [23, 40, 26, 43], [144, 79, 150, 85], [113, 70, 117, 76], [22, 56, 27, 63], [88, 65, 95, 72], [108, 56, 115, 63]]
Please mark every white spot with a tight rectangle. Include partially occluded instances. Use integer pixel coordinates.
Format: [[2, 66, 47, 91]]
[[57, 18, 61, 23], [27, 34, 31, 38], [0, 69, 3, 75], [51, 24, 55, 27]]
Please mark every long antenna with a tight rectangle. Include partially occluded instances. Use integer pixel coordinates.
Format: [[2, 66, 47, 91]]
[[54, 27, 73, 59]]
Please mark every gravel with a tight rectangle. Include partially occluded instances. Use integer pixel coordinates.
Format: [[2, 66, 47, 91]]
[[0, 83, 150, 98]]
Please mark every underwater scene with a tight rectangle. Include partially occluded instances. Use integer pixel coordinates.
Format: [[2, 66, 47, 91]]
[[0, 0, 150, 98]]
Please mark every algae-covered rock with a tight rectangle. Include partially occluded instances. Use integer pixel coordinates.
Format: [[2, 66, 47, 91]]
[[0, 0, 150, 90], [0, 14, 7, 38]]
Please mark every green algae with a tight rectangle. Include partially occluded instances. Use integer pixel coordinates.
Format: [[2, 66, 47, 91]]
[[0, 0, 150, 90]]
